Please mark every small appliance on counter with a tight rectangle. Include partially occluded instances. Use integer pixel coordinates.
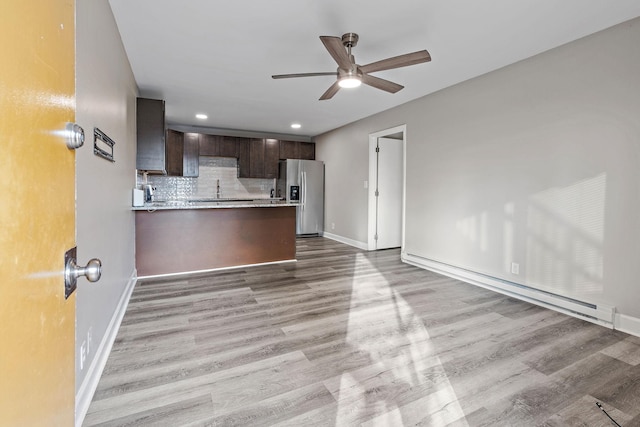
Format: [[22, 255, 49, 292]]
[[142, 183, 154, 203], [132, 188, 144, 207], [277, 159, 324, 236]]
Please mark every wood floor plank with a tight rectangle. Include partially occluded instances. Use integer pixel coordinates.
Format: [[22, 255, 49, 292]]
[[83, 237, 638, 427]]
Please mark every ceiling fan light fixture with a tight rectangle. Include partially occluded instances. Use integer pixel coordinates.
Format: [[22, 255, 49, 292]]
[[338, 76, 362, 88]]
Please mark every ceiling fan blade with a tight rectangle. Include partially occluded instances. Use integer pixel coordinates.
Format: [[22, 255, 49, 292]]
[[272, 72, 337, 79], [319, 81, 341, 100], [320, 36, 352, 70], [361, 74, 404, 94], [360, 50, 431, 74]]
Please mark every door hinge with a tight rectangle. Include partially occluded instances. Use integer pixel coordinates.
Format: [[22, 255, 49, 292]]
[[374, 234, 378, 240], [375, 190, 379, 197], [375, 146, 380, 153]]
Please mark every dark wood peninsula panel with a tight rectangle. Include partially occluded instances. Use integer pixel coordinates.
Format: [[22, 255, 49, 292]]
[[135, 206, 296, 276]]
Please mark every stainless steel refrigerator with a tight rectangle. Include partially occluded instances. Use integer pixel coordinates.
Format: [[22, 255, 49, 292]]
[[278, 159, 324, 235]]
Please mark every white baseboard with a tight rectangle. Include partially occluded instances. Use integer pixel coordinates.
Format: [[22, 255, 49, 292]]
[[322, 231, 368, 250], [402, 252, 616, 328], [75, 270, 138, 427], [614, 313, 640, 338]]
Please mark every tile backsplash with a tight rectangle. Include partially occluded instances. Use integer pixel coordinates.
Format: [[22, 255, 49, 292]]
[[137, 157, 276, 201]]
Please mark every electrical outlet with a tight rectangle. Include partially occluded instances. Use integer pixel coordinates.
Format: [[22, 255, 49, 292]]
[[511, 262, 520, 275], [80, 341, 87, 370], [331, 222, 335, 230]]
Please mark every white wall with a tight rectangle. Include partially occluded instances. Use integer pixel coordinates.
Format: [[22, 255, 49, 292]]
[[315, 18, 640, 320], [75, 0, 138, 418]]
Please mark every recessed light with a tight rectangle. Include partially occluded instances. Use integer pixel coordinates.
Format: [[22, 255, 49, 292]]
[[291, 123, 302, 129], [195, 113, 208, 120]]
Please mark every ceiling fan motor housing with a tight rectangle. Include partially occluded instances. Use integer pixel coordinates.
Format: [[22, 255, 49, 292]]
[[341, 33, 359, 48]]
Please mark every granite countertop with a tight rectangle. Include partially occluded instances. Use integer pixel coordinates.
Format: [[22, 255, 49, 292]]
[[132, 198, 298, 211]]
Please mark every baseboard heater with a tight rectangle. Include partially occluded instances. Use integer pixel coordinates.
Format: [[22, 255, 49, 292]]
[[402, 252, 615, 328]]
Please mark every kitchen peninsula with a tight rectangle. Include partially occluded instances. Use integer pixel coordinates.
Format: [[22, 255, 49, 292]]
[[134, 98, 317, 277], [134, 200, 297, 276]]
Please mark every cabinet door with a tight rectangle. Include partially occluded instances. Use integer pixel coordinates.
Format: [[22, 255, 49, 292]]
[[183, 133, 200, 177], [218, 136, 238, 158], [136, 98, 166, 171], [279, 140, 298, 159], [249, 138, 265, 178], [299, 142, 315, 160], [199, 134, 218, 156], [165, 129, 184, 176], [237, 138, 251, 178], [264, 139, 279, 179]]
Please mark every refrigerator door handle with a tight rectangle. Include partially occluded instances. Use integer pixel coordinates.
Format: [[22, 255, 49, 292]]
[[301, 171, 306, 211]]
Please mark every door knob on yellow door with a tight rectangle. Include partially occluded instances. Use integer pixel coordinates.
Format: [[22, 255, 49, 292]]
[[64, 247, 101, 299]]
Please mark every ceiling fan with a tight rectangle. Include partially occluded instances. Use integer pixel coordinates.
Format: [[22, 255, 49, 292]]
[[272, 33, 431, 100]]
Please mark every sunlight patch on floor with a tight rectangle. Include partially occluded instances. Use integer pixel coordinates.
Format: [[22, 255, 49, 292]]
[[332, 253, 467, 426]]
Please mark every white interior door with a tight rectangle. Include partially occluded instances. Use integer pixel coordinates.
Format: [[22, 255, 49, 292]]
[[375, 137, 403, 249]]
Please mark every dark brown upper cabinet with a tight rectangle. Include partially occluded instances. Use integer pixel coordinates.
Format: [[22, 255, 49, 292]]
[[237, 138, 251, 178], [279, 140, 298, 160], [264, 139, 279, 179], [238, 138, 279, 179], [136, 98, 166, 173], [165, 129, 184, 176], [165, 130, 199, 177], [183, 133, 199, 177], [199, 134, 238, 158], [298, 141, 315, 160], [218, 136, 239, 158], [198, 134, 217, 156], [279, 140, 315, 160]]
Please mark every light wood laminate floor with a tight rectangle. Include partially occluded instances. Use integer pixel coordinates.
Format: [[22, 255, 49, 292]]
[[84, 237, 640, 426]]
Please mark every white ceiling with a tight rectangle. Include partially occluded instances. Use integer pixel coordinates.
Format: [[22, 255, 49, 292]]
[[108, 0, 640, 138]]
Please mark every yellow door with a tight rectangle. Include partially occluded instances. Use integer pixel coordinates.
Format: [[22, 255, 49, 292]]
[[0, 0, 77, 425]]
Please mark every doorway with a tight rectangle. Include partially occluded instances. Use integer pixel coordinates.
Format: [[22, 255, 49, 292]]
[[368, 125, 406, 250]]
